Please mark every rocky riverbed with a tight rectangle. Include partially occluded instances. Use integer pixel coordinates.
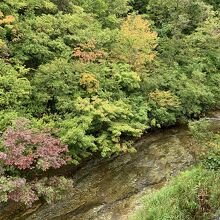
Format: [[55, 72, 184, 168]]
[[1, 112, 220, 220]]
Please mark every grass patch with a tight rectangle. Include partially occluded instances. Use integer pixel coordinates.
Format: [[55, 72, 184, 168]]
[[131, 167, 220, 220]]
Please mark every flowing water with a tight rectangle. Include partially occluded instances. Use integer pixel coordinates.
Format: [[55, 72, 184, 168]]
[[1, 112, 220, 220]]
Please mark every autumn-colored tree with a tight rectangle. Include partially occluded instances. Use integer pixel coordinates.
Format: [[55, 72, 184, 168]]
[[79, 73, 100, 93], [0, 14, 15, 25], [111, 15, 157, 71], [73, 40, 106, 63]]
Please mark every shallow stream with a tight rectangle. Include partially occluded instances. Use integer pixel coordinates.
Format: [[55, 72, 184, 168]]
[[1, 112, 220, 220]]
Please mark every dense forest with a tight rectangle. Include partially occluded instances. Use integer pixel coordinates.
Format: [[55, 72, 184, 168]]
[[0, 0, 220, 216]]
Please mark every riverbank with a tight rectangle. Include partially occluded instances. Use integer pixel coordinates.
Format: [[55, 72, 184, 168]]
[[1, 113, 220, 220], [130, 112, 220, 220], [0, 125, 198, 219]]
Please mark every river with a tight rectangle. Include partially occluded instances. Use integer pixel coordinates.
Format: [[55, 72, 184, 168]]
[[1, 112, 220, 220]]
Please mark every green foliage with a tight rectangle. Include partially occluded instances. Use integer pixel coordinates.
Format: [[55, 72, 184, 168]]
[[189, 119, 220, 170], [0, 0, 220, 162], [9, 11, 110, 67], [203, 0, 220, 10], [0, 110, 20, 131], [60, 96, 146, 159], [130, 0, 150, 14], [131, 0, 215, 37], [111, 64, 141, 91], [70, 0, 130, 27], [131, 167, 220, 220], [188, 119, 213, 142], [0, 0, 220, 170], [0, 59, 31, 110]]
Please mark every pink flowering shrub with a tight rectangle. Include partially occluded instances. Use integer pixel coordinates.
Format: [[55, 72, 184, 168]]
[[0, 122, 69, 171], [0, 120, 73, 207]]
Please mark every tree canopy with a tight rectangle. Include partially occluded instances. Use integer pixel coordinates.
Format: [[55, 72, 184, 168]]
[[0, 0, 220, 206]]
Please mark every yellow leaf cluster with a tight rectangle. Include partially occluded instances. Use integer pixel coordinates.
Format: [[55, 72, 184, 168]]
[[0, 15, 16, 25], [75, 96, 133, 121], [149, 90, 181, 107], [79, 73, 99, 93], [112, 15, 158, 71]]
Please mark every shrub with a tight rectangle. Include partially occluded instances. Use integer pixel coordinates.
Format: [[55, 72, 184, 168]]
[[0, 120, 70, 171], [130, 167, 220, 220], [0, 120, 73, 207], [0, 176, 73, 207], [189, 119, 220, 170]]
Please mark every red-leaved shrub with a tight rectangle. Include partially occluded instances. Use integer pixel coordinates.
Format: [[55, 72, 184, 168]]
[[0, 122, 69, 171], [0, 120, 73, 207]]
